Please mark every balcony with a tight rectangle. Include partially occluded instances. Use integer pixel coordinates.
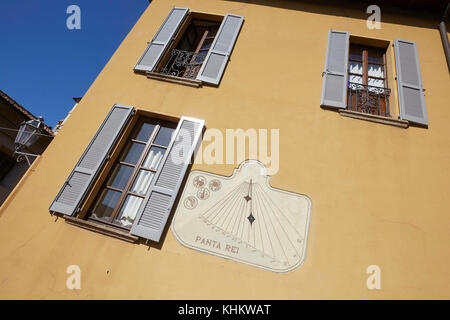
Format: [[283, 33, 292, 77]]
[[347, 82, 391, 117], [160, 49, 207, 80]]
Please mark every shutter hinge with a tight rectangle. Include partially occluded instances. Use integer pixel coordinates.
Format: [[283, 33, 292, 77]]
[[106, 154, 111, 160]]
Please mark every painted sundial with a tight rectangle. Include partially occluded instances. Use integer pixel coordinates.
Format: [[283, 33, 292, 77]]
[[171, 160, 312, 273]]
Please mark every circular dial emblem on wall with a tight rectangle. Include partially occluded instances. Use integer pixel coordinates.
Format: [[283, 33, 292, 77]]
[[183, 196, 198, 210], [193, 175, 207, 188], [208, 179, 222, 191], [197, 187, 210, 200]]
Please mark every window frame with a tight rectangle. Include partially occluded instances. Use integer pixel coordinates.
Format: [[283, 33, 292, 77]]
[[348, 44, 388, 89], [347, 43, 391, 117], [87, 116, 177, 231]]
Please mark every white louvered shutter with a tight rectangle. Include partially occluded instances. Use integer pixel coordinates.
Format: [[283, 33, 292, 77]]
[[49, 104, 134, 216], [320, 30, 350, 109], [196, 14, 244, 85], [394, 39, 428, 126], [134, 7, 189, 72], [131, 117, 204, 242]]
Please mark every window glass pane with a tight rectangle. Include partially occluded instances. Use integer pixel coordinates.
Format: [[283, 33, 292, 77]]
[[349, 53, 362, 61], [349, 45, 362, 61], [207, 28, 218, 38], [194, 52, 208, 64], [348, 61, 362, 75], [142, 146, 166, 170], [106, 164, 133, 190], [154, 127, 175, 147], [120, 142, 145, 165], [133, 123, 156, 142], [116, 195, 143, 227], [368, 64, 384, 78], [91, 189, 121, 220], [200, 38, 213, 50], [368, 77, 384, 88], [367, 53, 383, 64], [131, 170, 155, 196]]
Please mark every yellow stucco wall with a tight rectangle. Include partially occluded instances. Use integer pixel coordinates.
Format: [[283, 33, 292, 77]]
[[0, 0, 449, 299]]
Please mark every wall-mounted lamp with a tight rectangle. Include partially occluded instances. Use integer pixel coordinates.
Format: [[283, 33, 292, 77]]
[[13, 116, 45, 166]]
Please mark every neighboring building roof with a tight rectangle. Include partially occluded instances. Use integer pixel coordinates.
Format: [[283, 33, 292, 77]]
[[0, 89, 54, 136]]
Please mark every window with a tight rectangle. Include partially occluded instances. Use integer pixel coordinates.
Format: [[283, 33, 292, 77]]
[[0, 151, 15, 181], [160, 19, 220, 80], [347, 44, 390, 117], [134, 8, 244, 86], [88, 118, 176, 229], [320, 31, 428, 127], [49, 104, 205, 243]]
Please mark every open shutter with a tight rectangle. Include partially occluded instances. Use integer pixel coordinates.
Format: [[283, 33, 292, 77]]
[[196, 13, 244, 85], [394, 39, 428, 126], [49, 104, 134, 216], [131, 117, 204, 242], [134, 7, 189, 72], [320, 30, 349, 109]]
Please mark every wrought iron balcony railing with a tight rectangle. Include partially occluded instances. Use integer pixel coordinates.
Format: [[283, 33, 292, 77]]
[[160, 49, 207, 80], [347, 82, 391, 117]]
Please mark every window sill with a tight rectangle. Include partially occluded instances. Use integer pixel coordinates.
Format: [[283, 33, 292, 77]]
[[146, 72, 202, 88], [339, 109, 409, 128], [64, 216, 139, 243]]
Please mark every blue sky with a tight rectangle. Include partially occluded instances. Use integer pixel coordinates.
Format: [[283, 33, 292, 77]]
[[0, 1, 149, 128]]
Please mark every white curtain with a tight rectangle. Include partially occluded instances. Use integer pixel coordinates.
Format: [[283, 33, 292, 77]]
[[118, 196, 143, 227], [349, 61, 385, 89], [142, 148, 164, 170], [348, 61, 363, 86], [368, 63, 384, 88], [132, 170, 154, 195], [117, 148, 165, 227]]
